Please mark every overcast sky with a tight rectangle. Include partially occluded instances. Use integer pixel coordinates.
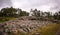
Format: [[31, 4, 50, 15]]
[[0, 0, 60, 12]]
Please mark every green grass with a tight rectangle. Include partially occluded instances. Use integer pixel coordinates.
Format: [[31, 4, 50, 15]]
[[0, 17, 16, 23]]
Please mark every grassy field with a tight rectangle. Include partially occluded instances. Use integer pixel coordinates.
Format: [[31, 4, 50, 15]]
[[0, 17, 16, 23]]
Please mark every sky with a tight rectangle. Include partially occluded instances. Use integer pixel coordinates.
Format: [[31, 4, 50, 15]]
[[0, 0, 60, 12]]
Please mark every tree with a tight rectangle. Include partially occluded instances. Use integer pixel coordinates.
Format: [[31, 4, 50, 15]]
[[53, 11, 60, 20], [44, 12, 52, 18], [1, 7, 17, 17], [30, 9, 40, 17], [19, 11, 29, 16], [0, 11, 3, 17]]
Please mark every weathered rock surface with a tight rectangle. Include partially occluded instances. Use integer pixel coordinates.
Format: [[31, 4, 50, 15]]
[[0, 16, 53, 35]]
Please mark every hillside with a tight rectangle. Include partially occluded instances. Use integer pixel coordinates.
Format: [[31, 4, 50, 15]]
[[0, 16, 60, 35]]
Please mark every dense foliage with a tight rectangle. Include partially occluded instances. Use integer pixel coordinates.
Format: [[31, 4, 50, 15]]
[[0, 7, 29, 17]]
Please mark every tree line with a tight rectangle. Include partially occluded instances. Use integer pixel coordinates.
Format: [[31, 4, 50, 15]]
[[0, 7, 29, 17], [0, 7, 60, 20], [30, 9, 60, 20]]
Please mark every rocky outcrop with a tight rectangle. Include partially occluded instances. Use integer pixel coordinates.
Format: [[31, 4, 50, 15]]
[[0, 16, 53, 35]]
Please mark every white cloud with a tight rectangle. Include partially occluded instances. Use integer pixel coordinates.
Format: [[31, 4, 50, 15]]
[[11, 0, 60, 12], [0, 0, 60, 12]]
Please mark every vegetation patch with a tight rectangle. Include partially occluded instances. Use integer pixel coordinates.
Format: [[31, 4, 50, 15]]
[[30, 24, 60, 35], [0, 17, 16, 23]]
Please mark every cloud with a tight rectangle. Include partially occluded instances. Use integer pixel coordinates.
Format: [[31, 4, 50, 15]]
[[11, 0, 60, 12], [0, 0, 12, 8], [0, 0, 60, 12]]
